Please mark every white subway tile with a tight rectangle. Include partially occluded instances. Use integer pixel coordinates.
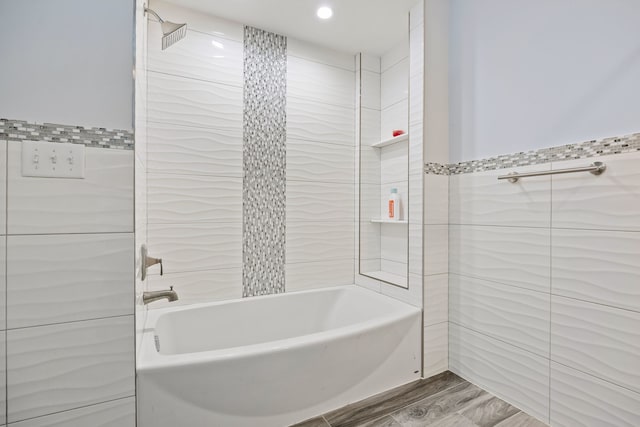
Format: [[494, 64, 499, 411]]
[[450, 275, 550, 358], [9, 397, 135, 427], [449, 324, 550, 424], [551, 362, 640, 427], [147, 121, 242, 177], [423, 322, 448, 377], [7, 142, 133, 234], [552, 228, 640, 312], [449, 225, 550, 293], [552, 153, 640, 231], [147, 222, 242, 273], [551, 296, 640, 394], [147, 174, 242, 224], [7, 234, 133, 329], [7, 316, 134, 422], [148, 71, 242, 131]]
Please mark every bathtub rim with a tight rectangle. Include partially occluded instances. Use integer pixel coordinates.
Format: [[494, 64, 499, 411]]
[[138, 285, 421, 372]]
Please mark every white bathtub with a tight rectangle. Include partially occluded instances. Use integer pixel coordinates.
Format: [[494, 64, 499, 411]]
[[137, 285, 422, 427]]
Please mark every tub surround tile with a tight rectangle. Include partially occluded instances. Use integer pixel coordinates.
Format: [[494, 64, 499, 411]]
[[147, 71, 243, 132], [147, 173, 242, 224], [288, 56, 355, 108], [423, 322, 448, 378], [146, 122, 242, 177], [286, 98, 355, 146], [286, 140, 355, 184], [148, 24, 243, 87], [0, 140, 6, 233]]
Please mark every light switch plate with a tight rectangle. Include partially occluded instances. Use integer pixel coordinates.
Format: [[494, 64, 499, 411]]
[[22, 141, 85, 178]]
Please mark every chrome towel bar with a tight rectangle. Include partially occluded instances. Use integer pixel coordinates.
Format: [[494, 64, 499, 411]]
[[498, 162, 606, 183]]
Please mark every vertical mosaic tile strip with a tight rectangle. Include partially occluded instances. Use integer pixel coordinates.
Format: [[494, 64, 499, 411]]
[[425, 132, 640, 175], [242, 26, 287, 297], [0, 118, 134, 150]]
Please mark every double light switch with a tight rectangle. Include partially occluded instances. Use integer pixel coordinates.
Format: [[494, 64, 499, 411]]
[[21, 140, 85, 178]]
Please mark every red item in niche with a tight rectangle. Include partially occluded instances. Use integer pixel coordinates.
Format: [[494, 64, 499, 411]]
[[393, 130, 405, 137]]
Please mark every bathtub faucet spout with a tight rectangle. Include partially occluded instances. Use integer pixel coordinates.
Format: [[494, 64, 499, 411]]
[[143, 286, 179, 305]]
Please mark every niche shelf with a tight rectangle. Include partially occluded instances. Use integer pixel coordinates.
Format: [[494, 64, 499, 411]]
[[371, 133, 409, 149], [370, 219, 408, 224]]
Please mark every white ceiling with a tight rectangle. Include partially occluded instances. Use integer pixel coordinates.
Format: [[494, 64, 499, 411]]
[[165, 0, 418, 55]]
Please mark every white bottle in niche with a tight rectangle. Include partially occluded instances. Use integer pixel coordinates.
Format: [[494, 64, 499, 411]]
[[388, 188, 399, 220]]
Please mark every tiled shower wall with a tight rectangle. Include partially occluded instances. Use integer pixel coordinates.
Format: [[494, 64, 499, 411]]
[[142, 0, 355, 307], [447, 148, 640, 426]]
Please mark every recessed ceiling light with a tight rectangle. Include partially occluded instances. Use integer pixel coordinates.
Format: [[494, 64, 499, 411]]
[[317, 6, 333, 20]]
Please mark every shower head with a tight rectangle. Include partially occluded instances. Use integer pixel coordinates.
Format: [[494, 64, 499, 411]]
[[145, 7, 187, 50]]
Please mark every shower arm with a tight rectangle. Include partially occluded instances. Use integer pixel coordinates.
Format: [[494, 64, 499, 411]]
[[145, 7, 164, 24]]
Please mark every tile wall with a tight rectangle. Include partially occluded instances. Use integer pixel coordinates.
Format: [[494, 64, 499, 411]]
[[142, 0, 356, 307], [0, 140, 135, 425], [448, 151, 640, 426]]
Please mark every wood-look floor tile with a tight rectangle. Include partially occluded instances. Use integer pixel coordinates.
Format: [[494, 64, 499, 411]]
[[494, 412, 548, 427], [391, 381, 488, 426], [460, 395, 520, 426], [427, 413, 478, 427], [325, 372, 466, 427], [290, 416, 331, 427], [355, 415, 402, 427]]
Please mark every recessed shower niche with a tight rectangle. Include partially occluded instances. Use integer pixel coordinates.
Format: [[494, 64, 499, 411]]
[[358, 23, 411, 288]]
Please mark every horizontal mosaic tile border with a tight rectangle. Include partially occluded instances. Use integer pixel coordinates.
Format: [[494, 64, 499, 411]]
[[425, 132, 640, 175], [0, 118, 134, 150]]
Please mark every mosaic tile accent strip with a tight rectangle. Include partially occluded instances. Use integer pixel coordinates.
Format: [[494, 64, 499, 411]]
[[242, 26, 287, 297], [0, 118, 134, 150], [425, 132, 640, 175]]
